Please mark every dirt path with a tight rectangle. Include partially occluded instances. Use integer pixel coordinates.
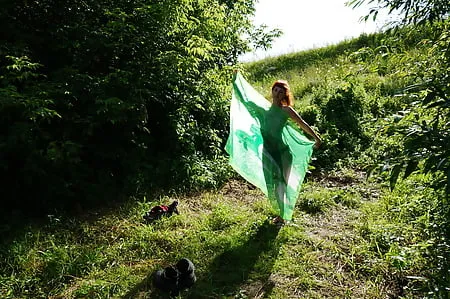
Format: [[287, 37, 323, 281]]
[[226, 175, 401, 299]]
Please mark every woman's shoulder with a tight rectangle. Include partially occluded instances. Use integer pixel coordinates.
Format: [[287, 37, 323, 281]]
[[281, 106, 297, 114], [282, 106, 302, 120]]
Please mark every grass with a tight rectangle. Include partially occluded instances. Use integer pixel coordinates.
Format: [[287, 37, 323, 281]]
[[1, 171, 421, 299], [2, 28, 448, 298]]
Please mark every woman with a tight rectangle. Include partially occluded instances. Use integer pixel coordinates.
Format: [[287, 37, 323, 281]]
[[262, 80, 322, 225]]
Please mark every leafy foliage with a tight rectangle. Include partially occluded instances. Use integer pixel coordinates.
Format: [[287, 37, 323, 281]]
[[346, 5, 448, 294], [377, 22, 450, 297], [391, 21, 450, 191], [0, 0, 262, 216], [243, 19, 448, 295], [349, 0, 449, 194], [348, 0, 450, 25]]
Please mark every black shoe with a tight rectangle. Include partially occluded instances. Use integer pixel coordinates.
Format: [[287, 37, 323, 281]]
[[176, 258, 196, 291], [143, 201, 180, 223], [153, 266, 179, 296]]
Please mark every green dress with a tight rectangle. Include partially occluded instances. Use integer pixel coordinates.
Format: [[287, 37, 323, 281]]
[[261, 105, 293, 219]]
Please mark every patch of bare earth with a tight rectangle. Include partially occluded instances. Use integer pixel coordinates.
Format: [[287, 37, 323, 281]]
[[229, 173, 403, 298], [300, 205, 406, 298], [302, 207, 373, 298], [219, 179, 265, 204]]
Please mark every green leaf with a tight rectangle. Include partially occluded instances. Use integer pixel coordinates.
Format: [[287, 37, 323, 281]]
[[423, 90, 435, 105], [426, 99, 447, 109], [390, 164, 402, 191], [403, 160, 418, 179]]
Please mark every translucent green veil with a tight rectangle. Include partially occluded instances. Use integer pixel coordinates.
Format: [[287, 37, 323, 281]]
[[225, 72, 314, 220]]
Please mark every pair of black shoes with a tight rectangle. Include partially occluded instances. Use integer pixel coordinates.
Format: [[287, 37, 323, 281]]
[[153, 258, 196, 296]]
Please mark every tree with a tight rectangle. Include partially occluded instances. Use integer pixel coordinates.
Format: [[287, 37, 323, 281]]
[[0, 0, 278, 216], [348, 0, 449, 191], [348, 0, 450, 25], [348, 0, 449, 295]]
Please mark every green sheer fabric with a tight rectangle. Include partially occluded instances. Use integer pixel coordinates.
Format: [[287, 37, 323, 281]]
[[225, 72, 314, 220]]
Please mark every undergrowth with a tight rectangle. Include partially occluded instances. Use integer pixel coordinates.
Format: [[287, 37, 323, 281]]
[[2, 25, 448, 298], [1, 170, 445, 298]]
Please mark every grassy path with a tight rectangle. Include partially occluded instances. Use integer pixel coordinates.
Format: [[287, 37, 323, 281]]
[[2, 174, 403, 298], [216, 180, 397, 299]]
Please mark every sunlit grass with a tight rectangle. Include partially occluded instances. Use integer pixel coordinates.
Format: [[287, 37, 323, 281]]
[[1, 169, 440, 298], [0, 174, 377, 298], [2, 29, 446, 298]]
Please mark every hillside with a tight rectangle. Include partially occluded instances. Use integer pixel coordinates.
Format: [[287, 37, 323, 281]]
[[1, 23, 449, 298]]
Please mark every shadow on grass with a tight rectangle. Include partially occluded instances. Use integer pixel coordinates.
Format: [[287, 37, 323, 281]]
[[188, 219, 281, 298], [121, 271, 155, 299], [121, 219, 281, 299]]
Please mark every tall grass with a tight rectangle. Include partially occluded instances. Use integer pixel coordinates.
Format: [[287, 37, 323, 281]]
[[243, 24, 448, 297]]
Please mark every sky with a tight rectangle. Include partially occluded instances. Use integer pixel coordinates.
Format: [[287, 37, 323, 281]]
[[240, 0, 390, 62]]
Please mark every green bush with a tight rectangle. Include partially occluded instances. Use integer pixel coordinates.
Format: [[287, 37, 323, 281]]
[[0, 0, 258, 217], [311, 80, 368, 168]]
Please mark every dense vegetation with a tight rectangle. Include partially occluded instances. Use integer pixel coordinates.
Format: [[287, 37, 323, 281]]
[[1, 0, 280, 216], [1, 0, 448, 298], [244, 19, 449, 297]]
